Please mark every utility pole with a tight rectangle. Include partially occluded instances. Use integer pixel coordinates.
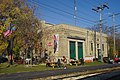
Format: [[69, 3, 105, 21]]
[[74, 0, 77, 26], [92, 3, 109, 62], [109, 13, 120, 57]]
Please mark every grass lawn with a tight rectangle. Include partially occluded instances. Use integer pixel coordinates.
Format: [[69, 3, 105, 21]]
[[0, 61, 105, 74], [84, 61, 105, 66], [0, 63, 57, 74]]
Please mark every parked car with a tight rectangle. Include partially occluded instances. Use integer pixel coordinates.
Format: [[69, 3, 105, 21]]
[[103, 57, 108, 63], [0, 56, 8, 63], [114, 57, 120, 63], [108, 58, 114, 64]]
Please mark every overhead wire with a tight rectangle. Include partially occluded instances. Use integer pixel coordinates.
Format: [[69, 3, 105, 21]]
[[82, 0, 101, 26], [29, 0, 73, 18], [35, 13, 74, 23], [34, 0, 96, 23], [94, 0, 101, 4], [35, 13, 92, 28], [84, 0, 96, 6], [84, 0, 114, 32], [29, 0, 92, 26], [55, 0, 97, 21], [54, 0, 73, 9], [39, 2, 95, 23], [29, 0, 95, 27]]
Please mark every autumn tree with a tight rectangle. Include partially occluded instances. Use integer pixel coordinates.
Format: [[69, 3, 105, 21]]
[[0, 0, 42, 64]]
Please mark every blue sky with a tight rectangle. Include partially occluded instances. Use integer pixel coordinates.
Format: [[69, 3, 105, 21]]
[[29, 0, 120, 31]]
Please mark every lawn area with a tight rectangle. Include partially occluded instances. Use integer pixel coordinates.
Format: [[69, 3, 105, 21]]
[[84, 61, 105, 66], [0, 63, 56, 74], [0, 61, 105, 74]]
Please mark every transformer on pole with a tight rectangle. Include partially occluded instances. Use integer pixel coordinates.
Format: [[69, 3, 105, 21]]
[[92, 3, 109, 62]]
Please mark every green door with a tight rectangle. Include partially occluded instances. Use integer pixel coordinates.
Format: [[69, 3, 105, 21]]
[[69, 41, 76, 59], [98, 49, 101, 61], [78, 42, 83, 60]]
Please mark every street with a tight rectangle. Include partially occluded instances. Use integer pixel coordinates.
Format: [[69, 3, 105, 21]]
[[0, 64, 120, 80], [78, 69, 120, 80]]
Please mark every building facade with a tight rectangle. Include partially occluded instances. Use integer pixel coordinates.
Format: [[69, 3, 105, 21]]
[[42, 23, 108, 62]]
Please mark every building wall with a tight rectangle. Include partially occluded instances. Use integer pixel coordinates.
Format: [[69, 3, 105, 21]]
[[42, 24, 108, 62]]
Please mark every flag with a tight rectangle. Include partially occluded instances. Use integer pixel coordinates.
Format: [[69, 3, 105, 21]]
[[3, 23, 16, 37], [3, 30, 12, 37]]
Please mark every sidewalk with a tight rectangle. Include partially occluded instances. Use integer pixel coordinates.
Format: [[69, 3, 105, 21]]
[[0, 64, 120, 80]]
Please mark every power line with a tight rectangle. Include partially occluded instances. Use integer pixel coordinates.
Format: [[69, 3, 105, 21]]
[[29, 1, 73, 17], [40, 2, 95, 23], [75, 0, 98, 19], [35, 13, 74, 23], [84, 0, 95, 6], [29, 1, 75, 24], [30, 1, 92, 27], [35, 13, 92, 28], [54, 0, 73, 9], [94, 0, 101, 4], [79, 0, 99, 20], [55, 0, 96, 20], [109, 13, 120, 56], [29, 0, 96, 27], [44, 0, 99, 25], [92, 3, 109, 62], [32, 0, 95, 23]]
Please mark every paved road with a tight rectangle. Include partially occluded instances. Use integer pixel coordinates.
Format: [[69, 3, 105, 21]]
[[78, 69, 120, 80], [0, 64, 120, 80]]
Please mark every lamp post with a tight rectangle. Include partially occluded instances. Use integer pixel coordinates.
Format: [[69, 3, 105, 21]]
[[92, 3, 109, 62]]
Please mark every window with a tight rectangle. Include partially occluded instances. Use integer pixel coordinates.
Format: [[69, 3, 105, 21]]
[[97, 44, 99, 48], [97, 39, 99, 41], [102, 44, 104, 51], [91, 43, 93, 51]]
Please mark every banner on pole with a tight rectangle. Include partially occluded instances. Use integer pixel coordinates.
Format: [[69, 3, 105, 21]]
[[54, 34, 59, 53]]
